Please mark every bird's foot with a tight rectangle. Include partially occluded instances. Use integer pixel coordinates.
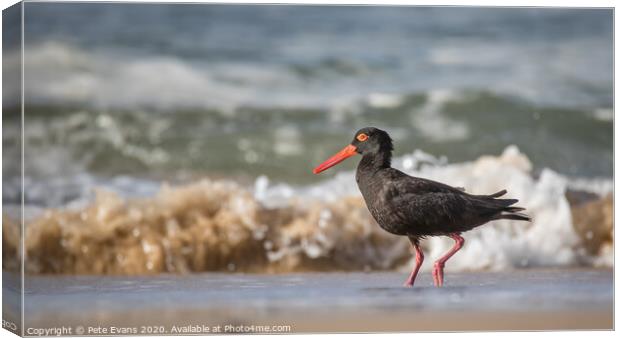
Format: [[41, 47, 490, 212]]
[[432, 271, 443, 287], [403, 267, 420, 287]]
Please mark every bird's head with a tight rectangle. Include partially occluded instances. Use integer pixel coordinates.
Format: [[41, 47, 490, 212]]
[[313, 127, 393, 174]]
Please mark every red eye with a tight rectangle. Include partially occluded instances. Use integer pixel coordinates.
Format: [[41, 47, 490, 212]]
[[356, 133, 368, 142]]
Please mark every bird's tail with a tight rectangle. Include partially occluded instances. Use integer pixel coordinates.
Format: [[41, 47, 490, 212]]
[[483, 190, 532, 222]]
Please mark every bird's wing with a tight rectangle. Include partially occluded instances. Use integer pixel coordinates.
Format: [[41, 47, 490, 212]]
[[379, 170, 498, 233], [389, 190, 474, 231]]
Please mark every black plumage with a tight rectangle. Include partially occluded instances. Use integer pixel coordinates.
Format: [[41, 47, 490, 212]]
[[314, 127, 530, 287]]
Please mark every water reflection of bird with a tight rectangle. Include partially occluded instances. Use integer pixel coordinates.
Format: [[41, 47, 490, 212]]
[[313, 127, 530, 287]]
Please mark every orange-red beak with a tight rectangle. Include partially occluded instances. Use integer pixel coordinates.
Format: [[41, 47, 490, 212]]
[[313, 144, 358, 174]]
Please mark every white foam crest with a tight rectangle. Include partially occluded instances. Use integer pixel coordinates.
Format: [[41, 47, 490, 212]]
[[18, 42, 308, 111], [254, 145, 612, 270], [18, 42, 380, 111], [20, 42, 253, 111], [17, 39, 612, 117], [427, 37, 612, 107]]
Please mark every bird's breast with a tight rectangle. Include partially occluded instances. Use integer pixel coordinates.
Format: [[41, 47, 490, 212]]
[[356, 175, 411, 236]]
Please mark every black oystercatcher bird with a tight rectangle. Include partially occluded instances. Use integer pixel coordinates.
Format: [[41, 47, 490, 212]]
[[313, 127, 530, 287]]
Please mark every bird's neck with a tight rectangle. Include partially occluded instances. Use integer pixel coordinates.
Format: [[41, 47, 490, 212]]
[[358, 150, 392, 173]]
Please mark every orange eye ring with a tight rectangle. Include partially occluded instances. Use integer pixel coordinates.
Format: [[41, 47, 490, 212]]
[[356, 133, 369, 142]]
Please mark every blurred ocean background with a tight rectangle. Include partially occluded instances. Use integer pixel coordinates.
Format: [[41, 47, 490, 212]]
[[2, 4, 613, 275]]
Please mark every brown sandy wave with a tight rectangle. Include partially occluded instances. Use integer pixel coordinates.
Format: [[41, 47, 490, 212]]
[[2, 177, 612, 275], [569, 192, 613, 264], [4, 179, 409, 275]]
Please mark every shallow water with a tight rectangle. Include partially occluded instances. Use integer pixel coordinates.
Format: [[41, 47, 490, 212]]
[[5, 269, 612, 333]]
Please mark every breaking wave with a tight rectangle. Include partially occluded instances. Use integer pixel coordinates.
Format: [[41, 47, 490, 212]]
[[3, 147, 612, 275]]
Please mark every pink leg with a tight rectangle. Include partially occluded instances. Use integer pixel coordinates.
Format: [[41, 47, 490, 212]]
[[432, 233, 464, 287], [404, 237, 424, 287]]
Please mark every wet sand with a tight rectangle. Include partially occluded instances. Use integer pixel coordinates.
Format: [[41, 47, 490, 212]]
[[4, 268, 613, 334]]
